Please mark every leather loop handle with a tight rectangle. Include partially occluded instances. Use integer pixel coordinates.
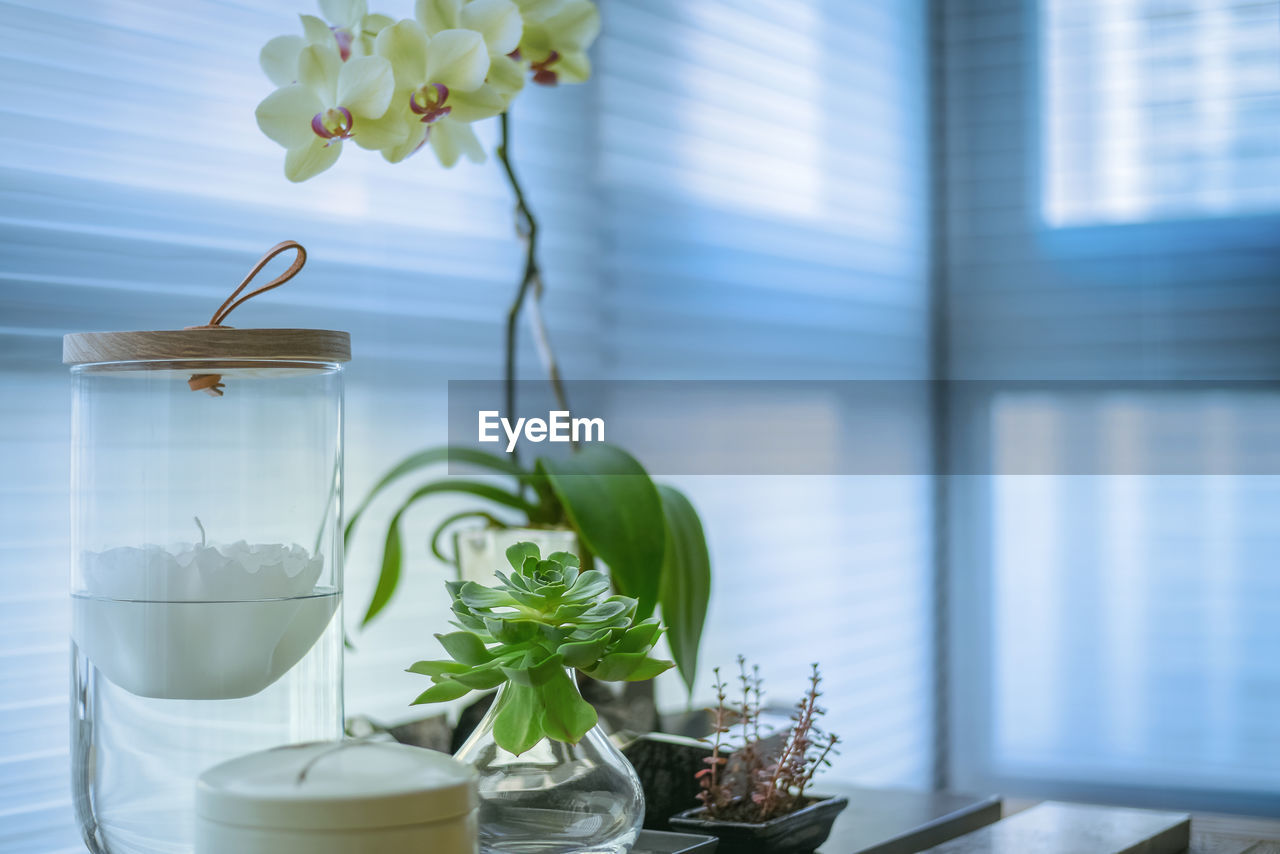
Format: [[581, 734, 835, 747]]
[[190, 240, 308, 329], [186, 241, 308, 395]]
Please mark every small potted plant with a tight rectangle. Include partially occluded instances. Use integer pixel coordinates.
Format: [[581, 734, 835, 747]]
[[669, 660, 846, 854], [409, 541, 674, 853]]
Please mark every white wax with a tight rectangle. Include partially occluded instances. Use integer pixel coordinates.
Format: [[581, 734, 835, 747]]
[[196, 741, 478, 854], [82, 541, 324, 601], [74, 542, 338, 700]]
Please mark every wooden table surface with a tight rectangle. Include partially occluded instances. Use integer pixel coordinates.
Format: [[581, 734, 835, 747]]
[[814, 788, 1280, 854], [1155, 815, 1280, 853], [818, 784, 1002, 854], [1001, 799, 1280, 854]]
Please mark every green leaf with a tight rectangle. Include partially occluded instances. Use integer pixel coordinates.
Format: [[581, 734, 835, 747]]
[[412, 678, 472, 704], [450, 602, 488, 633], [503, 571, 532, 592], [494, 682, 545, 755], [507, 586, 548, 609], [361, 511, 403, 626], [518, 462, 565, 525], [458, 583, 518, 610], [506, 541, 541, 569], [500, 652, 565, 687], [616, 619, 663, 654], [539, 444, 665, 619], [557, 633, 612, 668], [485, 618, 540, 644], [360, 479, 538, 627], [623, 655, 677, 682], [564, 625, 612, 643], [548, 601, 593, 622], [585, 650, 675, 682], [656, 484, 711, 693], [406, 659, 469, 677], [548, 551, 580, 568], [435, 631, 494, 665], [538, 669, 598, 744], [345, 446, 529, 544], [491, 644, 537, 666], [534, 559, 564, 580], [400, 479, 538, 517], [577, 598, 630, 624], [451, 665, 507, 690], [566, 570, 611, 600]]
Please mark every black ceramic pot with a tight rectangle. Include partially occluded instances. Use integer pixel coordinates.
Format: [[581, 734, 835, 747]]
[[622, 733, 713, 830], [668, 795, 849, 854]]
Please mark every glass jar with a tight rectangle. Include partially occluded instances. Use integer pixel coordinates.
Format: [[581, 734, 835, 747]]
[[455, 526, 578, 585], [454, 674, 645, 854], [65, 328, 349, 854]]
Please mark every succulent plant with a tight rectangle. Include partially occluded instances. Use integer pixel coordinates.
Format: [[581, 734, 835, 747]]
[[409, 541, 675, 754]]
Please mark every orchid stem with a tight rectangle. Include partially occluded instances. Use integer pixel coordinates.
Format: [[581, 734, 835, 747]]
[[496, 110, 572, 467]]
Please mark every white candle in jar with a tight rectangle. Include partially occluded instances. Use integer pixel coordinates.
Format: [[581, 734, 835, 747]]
[[196, 741, 479, 854], [73, 541, 338, 699]]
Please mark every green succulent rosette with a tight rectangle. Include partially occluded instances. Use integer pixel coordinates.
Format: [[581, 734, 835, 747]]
[[409, 541, 674, 754]]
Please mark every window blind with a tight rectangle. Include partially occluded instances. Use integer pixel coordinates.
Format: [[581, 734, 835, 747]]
[[1044, 0, 1280, 225], [599, 0, 937, 787], [941, 0, 1280, 814]]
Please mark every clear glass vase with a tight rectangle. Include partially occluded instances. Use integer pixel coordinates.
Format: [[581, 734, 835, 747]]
[[455, 526, 578, 585], [66, 330, 348, 854], [454, 679, 644, 854]]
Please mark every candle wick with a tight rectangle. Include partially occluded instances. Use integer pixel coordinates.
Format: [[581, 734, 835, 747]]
[[194, 516, 207, 548], [292, 738, 379, 784]]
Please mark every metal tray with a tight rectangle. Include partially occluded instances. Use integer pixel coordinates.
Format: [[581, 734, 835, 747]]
[[635, 828, 719, 853]]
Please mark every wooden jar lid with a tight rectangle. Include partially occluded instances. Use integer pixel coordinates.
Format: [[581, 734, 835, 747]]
[[64, 242, 351, 367], [63, 328, 351, 366]]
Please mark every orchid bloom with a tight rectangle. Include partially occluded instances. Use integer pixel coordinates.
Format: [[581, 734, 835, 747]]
[[313, 0, 396, 59], [417, 0, 526, 98], [512, 0, 599, 85], [259, 1, 394, 89], [255, 43, 396, 181], [373, 19, 497, 167]]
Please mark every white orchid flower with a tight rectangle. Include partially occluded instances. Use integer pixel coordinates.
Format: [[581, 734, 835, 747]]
[[512, 0, 598, 85], [255, 43, 397, 181], [261, 32, 310, 87], [259, 1, 395, 88], [417, 0, 522, 54], [314, 0, 395, 59], [417, 0, 526, 103], [373, 19, 500, 168]]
